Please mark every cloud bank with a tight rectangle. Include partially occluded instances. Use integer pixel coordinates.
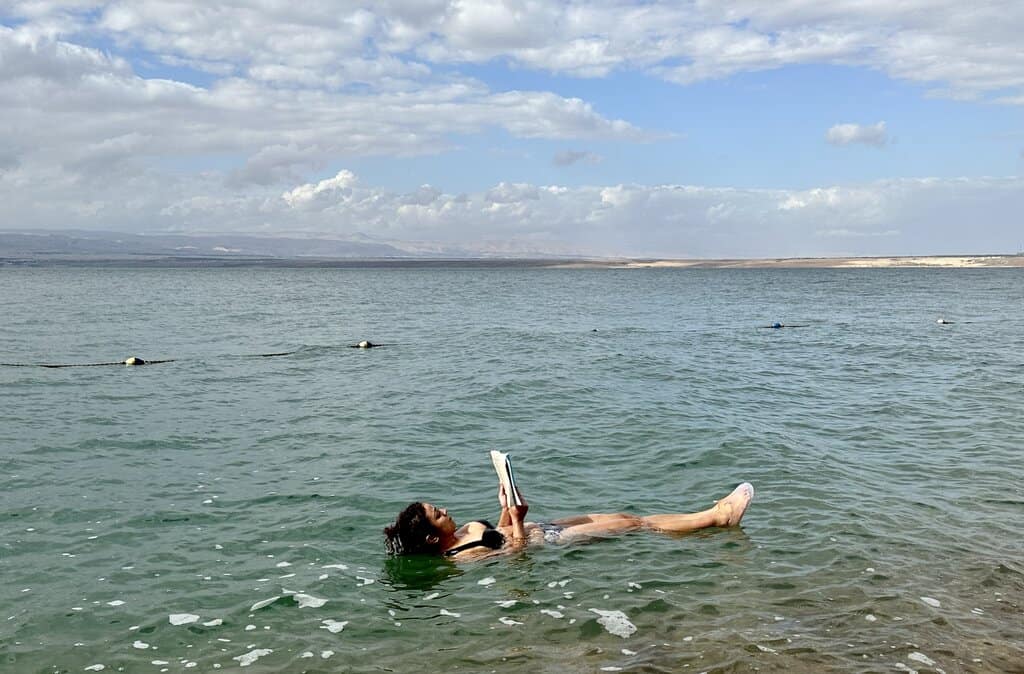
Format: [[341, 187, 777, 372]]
[[1, 2, 1022, 257]]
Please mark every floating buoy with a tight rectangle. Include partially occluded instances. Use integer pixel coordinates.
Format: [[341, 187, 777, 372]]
[[124, 356, 147, 366], [936, 318, 954, 325]]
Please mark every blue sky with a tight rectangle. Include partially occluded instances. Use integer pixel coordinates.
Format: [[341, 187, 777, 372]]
[[1, 1, 1022, 257]]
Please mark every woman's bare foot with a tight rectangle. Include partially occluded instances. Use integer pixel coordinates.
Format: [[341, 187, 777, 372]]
[[713, 482, 754, 526]]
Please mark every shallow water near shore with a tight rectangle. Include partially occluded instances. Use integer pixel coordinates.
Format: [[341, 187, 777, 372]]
[[1, 266, 1022, 673]]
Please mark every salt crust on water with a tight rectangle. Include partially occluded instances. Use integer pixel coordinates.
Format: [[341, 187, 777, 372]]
[[908, 652, 936, 666], [439, 609, 460, 618], [920, 597, 941, 608], [293, 593, 327, 608], [478, 577, 496, 586], [589, 609, 637, 638], [169, 614, 200, 625], [84, 665, 104, 671], [233, 648, 272, 667], [499, 617, 523, 626], [320, 619, 348, 633], [250, 596, 280, 611], [249, 592, 326, 611]]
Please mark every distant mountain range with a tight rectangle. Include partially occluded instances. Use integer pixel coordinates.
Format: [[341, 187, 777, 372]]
[[0, 230, 576, 262]]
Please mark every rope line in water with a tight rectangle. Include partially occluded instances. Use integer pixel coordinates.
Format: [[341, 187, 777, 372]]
[[0, 343, 392, 369]]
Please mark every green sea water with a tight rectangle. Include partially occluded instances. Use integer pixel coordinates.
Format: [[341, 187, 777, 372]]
[[1, 266, 1022, 673]]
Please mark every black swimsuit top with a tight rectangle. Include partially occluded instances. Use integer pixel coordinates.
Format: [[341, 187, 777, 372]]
[[443, 520, 506, 557]]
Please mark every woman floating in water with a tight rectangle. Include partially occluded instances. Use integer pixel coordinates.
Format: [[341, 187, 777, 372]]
[[384, 456, 754, 560]]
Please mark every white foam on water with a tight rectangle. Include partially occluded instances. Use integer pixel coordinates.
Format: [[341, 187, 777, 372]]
[[495, 600, 516, 608], [233, 648, 272, 667], [320, 650, 334, 659], [600, 667, 622, 671], [439, 609, 460, 617], [294, 593, 327, 608], [278, 573, 295, 579], [169, 614, 200, 625], [478, 577, 496, 586], [300, 652, 313, 658], [203, 619, 223, 627], [499, 617, 523, 626], [275, 562, 291, 568], [971, 608, 984, 615], [245, 625, 256, 631], [558, 579, 571, 587], [250, 596, 280, 611], [908, 652, 935, 666], [84, 665, 104, 671], [547, 581, 557, 588], [589, 606, 634, 639], [106, 600, 124, 607], [132, 641, 149, 649], [318, 574, 328, 580], [151, 661, 168, 666], [540, 609, 563, 619], [322, 564, 348, 570], [356, 576, 374, 586], [202, 500, 213, 505], [627, 582, 641, 590], [424, 592, 440, 600], [865, 614, 877, 622], [756, 645, 777, 653], [320, 619, 348, 633], [920, 597, 940, 608], [255, 578, 269, 583]]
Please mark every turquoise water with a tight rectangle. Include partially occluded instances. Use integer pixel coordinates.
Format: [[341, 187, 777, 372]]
[[1, 266, 1022, 673]]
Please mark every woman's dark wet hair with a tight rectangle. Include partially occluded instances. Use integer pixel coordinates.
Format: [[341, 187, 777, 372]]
[[384, 502, 443, 556]]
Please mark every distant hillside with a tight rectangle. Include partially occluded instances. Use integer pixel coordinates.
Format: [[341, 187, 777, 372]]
[[0, 230, 410, 259]]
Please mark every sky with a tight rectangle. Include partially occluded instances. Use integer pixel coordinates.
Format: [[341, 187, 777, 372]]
[[1, 0, 1022, 258]]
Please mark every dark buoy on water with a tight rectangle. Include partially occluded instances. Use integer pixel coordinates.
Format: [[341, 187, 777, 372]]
[[124, 356, 147, 365], [757, 322, 808, 329], [937, 318, 954, 325]]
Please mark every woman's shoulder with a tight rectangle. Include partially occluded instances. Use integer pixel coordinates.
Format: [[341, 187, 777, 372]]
[[455, 520, 493, 537]]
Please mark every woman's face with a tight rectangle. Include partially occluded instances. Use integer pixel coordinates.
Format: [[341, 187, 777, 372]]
[[422, 503, 457, 536]]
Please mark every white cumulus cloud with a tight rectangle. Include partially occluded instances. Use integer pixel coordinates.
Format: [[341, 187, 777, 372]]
[[826, 122, 888, 147]]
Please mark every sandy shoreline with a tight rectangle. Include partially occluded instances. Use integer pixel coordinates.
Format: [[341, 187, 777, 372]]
[[562, 255, 1024, 269]]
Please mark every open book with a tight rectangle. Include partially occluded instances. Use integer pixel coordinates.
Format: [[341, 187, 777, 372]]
[[489, 450, 524, 507]]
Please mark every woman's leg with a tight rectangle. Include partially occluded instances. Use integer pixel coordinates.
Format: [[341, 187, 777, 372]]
[[550, 483, 753, 537], [643, 482, 754, 531]]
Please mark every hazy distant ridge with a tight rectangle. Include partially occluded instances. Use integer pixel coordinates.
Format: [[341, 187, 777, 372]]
[[0, 230, 431, 259]]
